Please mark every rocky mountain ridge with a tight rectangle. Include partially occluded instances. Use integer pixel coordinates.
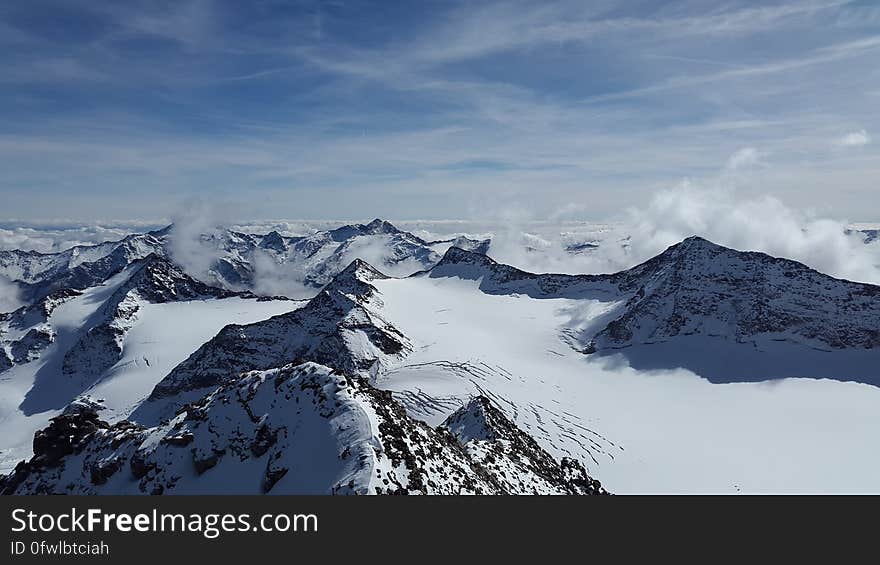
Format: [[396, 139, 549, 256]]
[[1, 363, 605, 495]]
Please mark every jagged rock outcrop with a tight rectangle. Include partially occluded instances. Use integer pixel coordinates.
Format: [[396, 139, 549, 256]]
[[0, 289, 81, 373], [10, 328, 55, 363], [442, 397, 607, 495]]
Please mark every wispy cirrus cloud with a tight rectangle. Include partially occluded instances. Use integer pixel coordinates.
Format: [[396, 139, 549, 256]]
[[0, 0, 878, 222]]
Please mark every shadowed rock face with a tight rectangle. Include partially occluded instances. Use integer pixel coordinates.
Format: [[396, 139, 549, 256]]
[[1, 364, 606, 496], [9, 328, 54, 364], [117, 254, 237, 304]]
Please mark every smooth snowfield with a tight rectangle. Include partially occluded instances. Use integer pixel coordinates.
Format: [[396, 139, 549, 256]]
[[374, 275, 880, 494], [85, 298, 302, 422], [0, 287, 298, 473]]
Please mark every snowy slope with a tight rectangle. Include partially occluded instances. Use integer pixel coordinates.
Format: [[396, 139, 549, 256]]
[[1, 363, 604, 495], [0, 259, 299, 473], [59, 254, 240, 386], [426, 240, 880, 382], [122, 239, 880, 493], [134, 259, 411, 424], [366, 244, 880, 493]]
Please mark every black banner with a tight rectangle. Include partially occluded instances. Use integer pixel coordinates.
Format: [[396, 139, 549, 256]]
[[1, 496, 877, 562]]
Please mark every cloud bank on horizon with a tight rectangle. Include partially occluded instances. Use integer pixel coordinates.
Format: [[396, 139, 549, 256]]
[[0, 0, 878, 222], [483, 160, 880, 286]]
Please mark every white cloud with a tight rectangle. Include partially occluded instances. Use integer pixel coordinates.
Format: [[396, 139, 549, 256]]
[[167, 199, 233, 282], [725, 147, 762, 170], [618, 183, 880, 284], [837, 129, 870, 147], [250, 249, 316, 299], [0, 222, 165, 253], [484, 151, 880, 285], [0, 276, 23, 313]]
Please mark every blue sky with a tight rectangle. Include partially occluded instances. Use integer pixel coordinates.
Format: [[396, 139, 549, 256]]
[[0, 0, 878, 221]]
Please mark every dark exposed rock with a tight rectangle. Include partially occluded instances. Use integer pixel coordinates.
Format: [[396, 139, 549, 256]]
[[0, 350, 12, 372], [90, 458, 123, 485], [31, 409, 108, 466], [130, 451, 156, 480], [162, 432, 195, 447], [250, 423, 278, 457], [193, 451, 221, 475], [259, 231, 288, 253], [10, 327, 54, 363], [262, 464, 288, 493]]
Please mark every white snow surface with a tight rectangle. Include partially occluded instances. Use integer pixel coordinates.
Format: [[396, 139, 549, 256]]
[[0, 281, 298, 473], [372, 274, 880, 494]]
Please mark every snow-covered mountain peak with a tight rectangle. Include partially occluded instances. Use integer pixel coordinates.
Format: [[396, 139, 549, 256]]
[[0, 219, 452, 304], [672, 234, 715, 248], [435, 245, 498, 268], [326, 218, 405, 242], [321, 259, 390, 302], [362, 218, 403, 236], [335, 258, 390, 284], [119, 254, 234, 304], [442, 396, 508, 443], [258, 230, 288, 253], [626, 235, 808, 279], [589, 236, 880, 356], [440, 396, 608, 495]]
